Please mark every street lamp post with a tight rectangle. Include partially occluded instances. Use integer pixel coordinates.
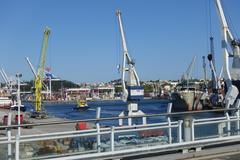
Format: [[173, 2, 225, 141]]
[[16, 73, 22, 136]]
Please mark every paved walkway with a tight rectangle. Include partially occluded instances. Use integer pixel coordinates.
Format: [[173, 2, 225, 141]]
[[0, 109, 95, 136], [132, 143, 240, 160]]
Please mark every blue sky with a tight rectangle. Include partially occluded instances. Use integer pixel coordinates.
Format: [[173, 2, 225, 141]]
[[0, 0, 239, 83]]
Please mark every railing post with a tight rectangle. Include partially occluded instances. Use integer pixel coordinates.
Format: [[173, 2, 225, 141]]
[[234, 99, 240, 135], [119, 112, 124, 126], [110, 126, 115, 152], [224, 99, 231, 136], [142, 116, 147, 125], [7, 113, 12, 160], [167, 103, 172, 144], [128, 117, 132, 126], [191, 119, 195, 141], [96, 107, 101, 153], [178, 120, 183, 143], [167, 117, 172, 144], [218, 122, 225, 137], [183, 115, 192, 142], [225, 112, 231, 136], [15, 134, 20, 160]]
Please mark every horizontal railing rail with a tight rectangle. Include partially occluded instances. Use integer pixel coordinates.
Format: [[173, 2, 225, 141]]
[[1, 106, 240, 160], [0, 108, 235, 130]]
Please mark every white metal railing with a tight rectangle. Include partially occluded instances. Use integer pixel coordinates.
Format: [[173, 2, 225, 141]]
[[1, 106, 240, 160]]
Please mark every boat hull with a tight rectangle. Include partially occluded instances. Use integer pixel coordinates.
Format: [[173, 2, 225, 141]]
[[171, 91, 203, 112], [11, 106, 26, 112], [73, 106, 90, 110], [0, 98, 12, 109]]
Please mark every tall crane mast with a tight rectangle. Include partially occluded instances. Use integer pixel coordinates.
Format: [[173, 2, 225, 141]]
[[116, 10, 145, 126], [207, 50, 221, 92], [202, 56, 207, 92], [215, 0, 240, 105], [209, 37, 218, 91], [35, 27, 50, 114]]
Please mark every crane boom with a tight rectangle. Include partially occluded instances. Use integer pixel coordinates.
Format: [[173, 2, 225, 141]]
[[35, 27, 51, 113], [26, 57, 37, 78], [116, 10, 141, 101], [25, 57, 48, 91], [182, 56, 196, 81], [0, 69, 9, 86], [215, 0, 240, 105], [116, 10, 145, 126], [1, 68, 10, 85]]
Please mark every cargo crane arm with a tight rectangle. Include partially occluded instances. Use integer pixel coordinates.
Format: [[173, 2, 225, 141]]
[[26, 57, 37, 78], [181, 56, 196, 89], [186, 56, 196, 81], [0, 68, 15, 93], [215, 0, 240, 105], [0, 68, 10, 87], [116, 10, 145, 126], [35, 27, 50, 113], [116, 10, 141, 102], [25, 57, 48, 90]]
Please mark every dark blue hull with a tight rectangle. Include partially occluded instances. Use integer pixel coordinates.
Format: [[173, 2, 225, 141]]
[[73, 106, 90, 110]]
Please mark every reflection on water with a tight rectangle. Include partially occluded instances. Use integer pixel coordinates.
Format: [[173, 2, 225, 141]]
[[25, 100, 169, 124]]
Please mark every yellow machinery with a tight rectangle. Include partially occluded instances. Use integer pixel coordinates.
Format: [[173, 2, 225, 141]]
[[34, 27, 51, 114]]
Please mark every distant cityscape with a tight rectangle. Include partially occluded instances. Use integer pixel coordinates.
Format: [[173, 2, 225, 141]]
[[0, 78, 211, 102]]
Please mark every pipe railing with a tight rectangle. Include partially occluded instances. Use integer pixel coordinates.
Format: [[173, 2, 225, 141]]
[[1, 107, 240, 159], [0, 108, 236, 130]]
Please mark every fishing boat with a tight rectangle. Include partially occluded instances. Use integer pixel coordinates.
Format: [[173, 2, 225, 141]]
[[0, 97, 12, 109], [171, 56, 205, 112], [171, 83, 204, 112], [10, 104, 26, 112]]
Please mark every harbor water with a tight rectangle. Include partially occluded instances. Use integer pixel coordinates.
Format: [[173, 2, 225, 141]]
[[25, 99, 224, 139], [3, 99, 229, 159]]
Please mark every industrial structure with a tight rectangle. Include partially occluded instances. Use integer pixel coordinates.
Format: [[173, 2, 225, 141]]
[[33, 27, 51, 117], [215, 0, 240, 105], [116, 10, 145, 126], [1, 0, 240, 159]]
